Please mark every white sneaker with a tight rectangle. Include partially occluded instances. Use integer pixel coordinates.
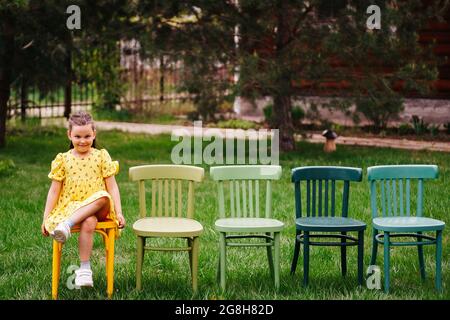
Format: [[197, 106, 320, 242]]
[[52, 222, 71, 243], [75, 269, 94, 287]]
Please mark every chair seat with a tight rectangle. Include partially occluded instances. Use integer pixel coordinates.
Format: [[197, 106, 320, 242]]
[[71, 220, 118, 232], [133, 217, 203, 237], [215, 217, 284, 233], [295, 217, 366, 232], [373, 216, 445, 232]]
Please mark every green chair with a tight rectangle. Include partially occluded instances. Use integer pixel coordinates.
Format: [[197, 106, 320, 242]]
[[210, 165, 284, 290], [129, 165, 204, 292], [368, 165, 445, 293], [291, 166, 366, 286]]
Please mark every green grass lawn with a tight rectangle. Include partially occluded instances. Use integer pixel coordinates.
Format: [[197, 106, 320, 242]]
[[0, 126, 449, 300]]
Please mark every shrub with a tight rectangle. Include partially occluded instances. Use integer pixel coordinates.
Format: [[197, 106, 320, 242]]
[[291, 106, 305, 124], [0, 159, 15, 176], [429, 124, 440, 137], [331, 123, 344, 132], [214, 119, 259, 130], [7, 124, 61, 137], [398, 123, 413, 135], [356, 94, 404, 131], [263, 104, 273, 125], [263, 104, 305, 126], [218, 101, 234, 114], [411, 115, 429, 135], [444, 122, 450, 135], [93, 108, 131, 122], [187, 111, 200, 121]]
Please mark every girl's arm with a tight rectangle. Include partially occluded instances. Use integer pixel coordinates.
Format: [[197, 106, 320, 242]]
[[42, 180, 62, 236], [105, 175, 126, 228]]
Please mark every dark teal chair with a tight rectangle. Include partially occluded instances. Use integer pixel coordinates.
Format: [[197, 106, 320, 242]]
[[291, 166, 366, 286], [368, 165, 445, 293]]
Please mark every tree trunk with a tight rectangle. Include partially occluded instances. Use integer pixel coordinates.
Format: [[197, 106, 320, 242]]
[[64, 48, 72, 119], [272, 0, 295, 152], [0, 80, 10, 148], [159, 55, 165, 102], [0, 15, 15, 148], [20, 76, 27, 122], [273, 92, 295, 151]]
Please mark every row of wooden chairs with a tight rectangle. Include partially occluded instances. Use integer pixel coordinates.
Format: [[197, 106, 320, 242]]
[[51, 164, 444, 298]]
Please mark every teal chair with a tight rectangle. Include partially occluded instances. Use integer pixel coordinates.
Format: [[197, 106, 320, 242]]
[[291, 166, 366, 286], [368, 165, 445, 293], [210, 165, 284, 290]]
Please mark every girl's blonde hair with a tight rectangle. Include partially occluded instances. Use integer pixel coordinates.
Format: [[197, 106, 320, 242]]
[[68, 111, 97, 149]]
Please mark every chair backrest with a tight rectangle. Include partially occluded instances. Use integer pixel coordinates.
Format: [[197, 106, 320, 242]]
[[210, 165, 282, 219], [291, 166, 362, 218], [129, 165, 204, 219], [367, 165, 438, 218]]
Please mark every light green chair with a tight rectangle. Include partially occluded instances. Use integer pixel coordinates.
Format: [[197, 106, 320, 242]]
[[368, 165, 445, 293], [129, 165, 204, 292], [210, 165, 284, 290]]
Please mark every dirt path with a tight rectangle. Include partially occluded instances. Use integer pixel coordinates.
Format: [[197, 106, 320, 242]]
[[304, 134, 450, 152], [41, 119, 450, 152], [94, 121, 450, 153]]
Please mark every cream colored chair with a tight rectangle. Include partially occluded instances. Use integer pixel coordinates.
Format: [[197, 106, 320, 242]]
[[129, 165, 204, 292]]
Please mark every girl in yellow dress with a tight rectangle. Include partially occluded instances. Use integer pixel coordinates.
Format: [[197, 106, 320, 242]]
[[41, 111, 126, 287]]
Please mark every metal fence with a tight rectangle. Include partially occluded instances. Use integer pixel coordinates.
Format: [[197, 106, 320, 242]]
[[7, 40, 196, 119]]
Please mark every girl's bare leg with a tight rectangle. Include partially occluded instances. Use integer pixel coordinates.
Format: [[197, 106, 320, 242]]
[[77, 197, 110, 262], [79, 216, 98, 262], [70, 196, 109, 225]]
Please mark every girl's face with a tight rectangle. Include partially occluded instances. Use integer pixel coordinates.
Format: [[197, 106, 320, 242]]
[[68, 124, 96, 153]]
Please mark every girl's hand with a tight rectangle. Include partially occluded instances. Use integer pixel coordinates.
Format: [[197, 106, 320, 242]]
[[117, 213, 126, 229], [41, 221, 49, 236]]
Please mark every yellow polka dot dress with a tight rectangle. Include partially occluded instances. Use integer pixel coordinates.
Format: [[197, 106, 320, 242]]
[[44, 148, 119, 232]]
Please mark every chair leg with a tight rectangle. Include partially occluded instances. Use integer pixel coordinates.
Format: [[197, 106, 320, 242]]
[[191, 237, 199, 293], [219, 232, 227, 291], [290, 231, 301, 275], [106, 228, 115, 299], [436, 230, 443, 293], [187, 238, 193, 277], [274, 232, 280, 290], [266, 232, 274, 279], [417, 231, 426, 280], [384, 232, 390, 294], [136, 236, 145, 291], [51, 240, 62, 300], [216, 257, 220, 284], [370, 228, 378, 266], [303, 232, 310, 287], [357, 230, 364, 286], [341, 232, 347, 277]]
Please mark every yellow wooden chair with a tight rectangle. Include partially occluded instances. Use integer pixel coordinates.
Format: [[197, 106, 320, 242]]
[[129, 165, 204, 292], [51, 220, 118, 299]]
